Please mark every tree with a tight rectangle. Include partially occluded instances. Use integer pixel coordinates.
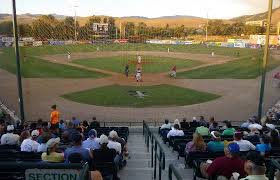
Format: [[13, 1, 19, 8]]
[[18, 24, 32, 37], [0, 21, 13, 36]]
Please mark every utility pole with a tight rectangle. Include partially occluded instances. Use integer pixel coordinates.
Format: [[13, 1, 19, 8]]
[[12, 0, 25, 123], [257, 0, 273, 120]]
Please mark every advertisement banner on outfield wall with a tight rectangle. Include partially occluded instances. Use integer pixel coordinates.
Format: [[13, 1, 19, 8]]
[[249, 35, 280, 45]]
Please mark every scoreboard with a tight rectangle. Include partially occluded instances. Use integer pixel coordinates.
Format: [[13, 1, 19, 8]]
[[92, 23, 109, 34]]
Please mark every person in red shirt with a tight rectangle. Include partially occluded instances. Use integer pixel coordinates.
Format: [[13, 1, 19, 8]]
[[170, 65, 176, 78], [50, 105, 60, 131], [200, 142, 246, 179]]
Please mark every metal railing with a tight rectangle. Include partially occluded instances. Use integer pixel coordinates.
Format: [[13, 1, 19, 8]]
[[143, 121, 166, 180], [168, 164, 184, 180]]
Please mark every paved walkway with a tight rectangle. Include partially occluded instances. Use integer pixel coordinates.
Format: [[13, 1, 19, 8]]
[[0, 51, 279, 123]]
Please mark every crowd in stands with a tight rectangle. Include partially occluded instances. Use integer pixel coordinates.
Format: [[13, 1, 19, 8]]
[[159, 113, 280, 180], [0, 105, 129, 180]]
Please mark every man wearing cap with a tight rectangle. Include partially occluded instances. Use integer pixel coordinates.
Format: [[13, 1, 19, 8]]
[[108, 131, 122, 155], [200, 143, 246, 179], [92, 134, 119, 180], [207, 131, 224, 152], [196, 125, 210, 136], [82, 129, 100, 150], [64, 133, 90, 163], [20, 130, 40, 152], [234, 131, 256, 152], [240, 151, 268, 180], [1, 125, 19, 145]]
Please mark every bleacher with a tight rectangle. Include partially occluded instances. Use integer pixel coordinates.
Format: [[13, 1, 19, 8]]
[[0, 126, 130, 180]]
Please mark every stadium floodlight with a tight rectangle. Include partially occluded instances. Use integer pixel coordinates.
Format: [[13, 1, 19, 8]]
[[11, 0, 25, 123], [74, 5, 78, 42], [257, 0, 274, 120]]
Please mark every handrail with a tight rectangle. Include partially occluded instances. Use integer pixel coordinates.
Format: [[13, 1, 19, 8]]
[[168, 164, 184, 180], [143, 120, 166, 180]]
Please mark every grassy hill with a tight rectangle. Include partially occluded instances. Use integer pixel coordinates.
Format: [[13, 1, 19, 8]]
[[232, 7, 280, 25]]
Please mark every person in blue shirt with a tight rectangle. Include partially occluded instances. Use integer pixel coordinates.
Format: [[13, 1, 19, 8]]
[[64, 133, 91, 163], [82, 129, 100, 150], [256, 134, 271, 156], [207, 131, 224, 152]]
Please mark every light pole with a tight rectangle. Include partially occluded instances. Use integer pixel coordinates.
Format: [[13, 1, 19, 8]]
[[11, 0, 25, 123], [206, 12, 208, 42], [74, 5, 78, 41], [257, 0, 273, 120]]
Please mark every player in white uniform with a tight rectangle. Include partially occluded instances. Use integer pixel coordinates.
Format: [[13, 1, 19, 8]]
[[135, 68, 142, 82], [67, 52, 71, 61], [137, 55, 142, 64]]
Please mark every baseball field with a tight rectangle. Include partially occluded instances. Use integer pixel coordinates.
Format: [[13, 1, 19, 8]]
[[0, 43, 279, 122]]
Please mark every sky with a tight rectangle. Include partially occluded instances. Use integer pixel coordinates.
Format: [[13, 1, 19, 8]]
[[1, 0, 280, 19]]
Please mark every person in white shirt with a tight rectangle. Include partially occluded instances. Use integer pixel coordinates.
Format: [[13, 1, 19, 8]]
[[37, 133, 51, 152], [21, 130, 40, 152], [167, 124, 184, 138], [160, 119, 172, 130], [233, 131, 256, 152], [107, 130, 122, 154], [1, 125, 19, 145]]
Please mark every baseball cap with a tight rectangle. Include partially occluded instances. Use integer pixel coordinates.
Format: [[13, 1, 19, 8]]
[[7, 125, 14, 131], [210, 131, 221, 139], [248, 123, 263, 130], [46, 138, 60, 148], [99, 134, 109, 144], [227, 143, 240, 154], [88, 129, 97, 138], [246, 151, 265, 166], [31, 130, 39, 137]]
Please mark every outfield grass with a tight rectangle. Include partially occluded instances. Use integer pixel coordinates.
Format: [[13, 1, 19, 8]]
[[176, 56, 280, 79], [62, 84, 221, 107], [73, 55, 202, 73], [0, 48, 107, 78], [22, 43, 261, 57]]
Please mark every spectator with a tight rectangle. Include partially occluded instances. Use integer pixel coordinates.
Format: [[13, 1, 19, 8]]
[[256, 135, 271, 155], [108, 131, 122, 155], [90, 117, 100, 129], [81, 120, 89, 133], [0, 121, 5, 139], [185, 132, 206, 153], [37, 132, 52, 152], [198, 116, 208, 127], [64, 121, 79, 141], [160, 119, 172, 130], [59, 120, 65, 131], [270, 129, 280, 147], [208, 117, 218, 131], [207, 131, 224, 152], [71, 117, 80, 127], [244, 126, 260, 144], [64, 133, 90, 163], [36, 119, 43, 135], [190, 117, 200, 128], [240, 151, 268, 180], [19, 130, 30, 144], [82, 129, 100, 150], [234, 131, 256, 152], [180, 118, 189, 129], [240, 118, 254, 129], [41, 138, 64, 162], [167, 124, 184, 138], [58, 131, 72, 151], [50, 105, 60, 131], [200, 143, 246, 179], [21, 130, 40, 152], [196, 125, 210, 136], [92, 134, 119, 180], [1, 125, 19, 145], [222, 121, 236, 136], [173, 119, 181, 129]]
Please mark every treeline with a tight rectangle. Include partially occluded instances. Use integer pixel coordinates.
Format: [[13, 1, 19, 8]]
[[0, 15, 269, 40]]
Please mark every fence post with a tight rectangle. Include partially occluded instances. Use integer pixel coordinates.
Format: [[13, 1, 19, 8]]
[[154, 142, 157, 179], [168, 165, 172, 180], [151, 135, 154, 167], [159, 150, 162, 180]]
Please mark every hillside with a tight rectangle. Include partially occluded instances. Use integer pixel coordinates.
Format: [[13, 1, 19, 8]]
[[232, 7, 280, 25]]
